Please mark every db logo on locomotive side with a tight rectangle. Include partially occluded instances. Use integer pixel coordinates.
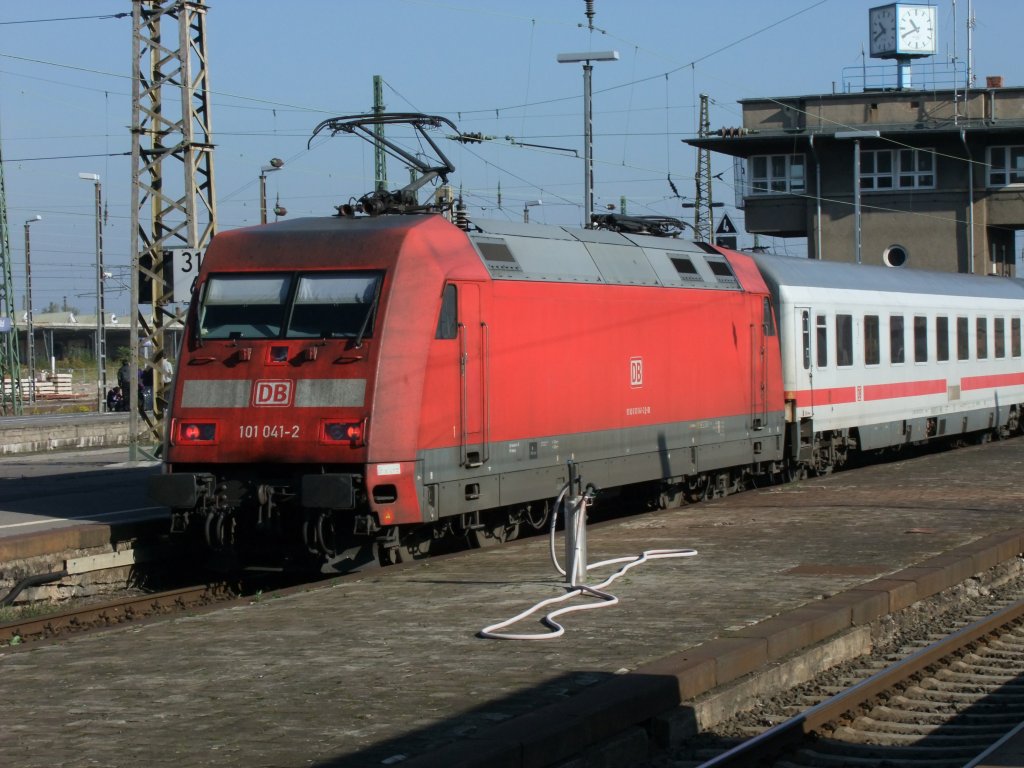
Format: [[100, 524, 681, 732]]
[[253, 380, 294, 407], [629, 356, 643, 388]]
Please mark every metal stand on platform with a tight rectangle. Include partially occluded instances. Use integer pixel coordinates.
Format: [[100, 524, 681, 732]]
[[563, 460, 588, 588]]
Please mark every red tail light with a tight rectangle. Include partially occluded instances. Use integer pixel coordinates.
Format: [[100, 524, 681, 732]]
[[175, 420, 218, 444], [320, 418, 366, 447]]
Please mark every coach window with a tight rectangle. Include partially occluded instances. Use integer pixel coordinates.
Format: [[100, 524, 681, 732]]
[[836, 314, 853, 366], [957, 316, 970, 360], [435, 284, 457, 340], [890, 315, 905, 364], [1013, 318, 1022, 357], [913, 316, 928, 363], [995, 317, 1006, 358], [816, 314, 828, 367], [864, 315, 880, 365], [977, 317, 989, 359], [936, 316, 949, 362]]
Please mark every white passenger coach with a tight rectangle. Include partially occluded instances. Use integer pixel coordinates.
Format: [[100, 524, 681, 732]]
[[751, 252, 1024, 474]]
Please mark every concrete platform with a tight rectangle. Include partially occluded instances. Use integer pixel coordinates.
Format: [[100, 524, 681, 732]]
[[0, 411, 133, 454], [2, 439, 1023, 768]]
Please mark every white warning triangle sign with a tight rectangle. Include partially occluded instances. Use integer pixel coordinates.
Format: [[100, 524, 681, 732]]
[[716, 213, 736, 235]]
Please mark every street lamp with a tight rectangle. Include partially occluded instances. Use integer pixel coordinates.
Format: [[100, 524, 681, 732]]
[[23, 215, 41, 403], [557, 50, 618, 228], [836, 131, 881, 265], [523, 199, 542, 223], [259, 158, 284, 224], [79, 172, 106, 410]]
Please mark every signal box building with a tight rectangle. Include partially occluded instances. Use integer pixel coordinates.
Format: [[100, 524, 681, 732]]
[[688, 83, 1024, 276]]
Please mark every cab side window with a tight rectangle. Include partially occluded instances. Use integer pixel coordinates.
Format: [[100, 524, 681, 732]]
[[435, 284, 458, 339]]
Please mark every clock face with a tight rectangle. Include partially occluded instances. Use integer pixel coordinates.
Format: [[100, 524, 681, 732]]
[[897, 5, 936, 54], [869, 5, 896, 57]]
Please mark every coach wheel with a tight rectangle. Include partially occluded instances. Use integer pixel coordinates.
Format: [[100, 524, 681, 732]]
[[658, 486, 685, 510]]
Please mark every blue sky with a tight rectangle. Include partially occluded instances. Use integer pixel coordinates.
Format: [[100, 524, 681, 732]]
[[0, 0, 1018, 315]]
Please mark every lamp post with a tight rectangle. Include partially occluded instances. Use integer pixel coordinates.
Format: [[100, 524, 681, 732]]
[[557, 50, 618, 228], [259, 158, 284, 224], [79, 172, 106, 410], [523, 199, 542, 223], [836, 131, 880, 265], [23, 215, 41, 403]]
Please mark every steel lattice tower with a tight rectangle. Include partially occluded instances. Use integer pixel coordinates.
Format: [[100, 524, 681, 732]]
[[130, 0, 217, 457], [0, 138, 22, 414], [692, 93, 714, 243]]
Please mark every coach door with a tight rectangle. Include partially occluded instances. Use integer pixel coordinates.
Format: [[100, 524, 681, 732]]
[[794, 307, 814, 410], [458, 282, 489, 468]]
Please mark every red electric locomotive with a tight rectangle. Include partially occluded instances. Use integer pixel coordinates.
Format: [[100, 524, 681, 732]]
[[148, 113, 786, 570], [149, 211, 785, 569]]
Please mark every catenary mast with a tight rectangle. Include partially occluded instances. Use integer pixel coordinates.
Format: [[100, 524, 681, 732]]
[[130, 0, 217, 457], [0, 135, 22, 415]]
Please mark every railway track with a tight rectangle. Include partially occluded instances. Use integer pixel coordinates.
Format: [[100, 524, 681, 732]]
[[688, 596, 1024, 768], [0, 583, 239, 647]]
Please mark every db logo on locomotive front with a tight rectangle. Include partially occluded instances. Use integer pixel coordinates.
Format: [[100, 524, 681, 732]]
[[253, 379, 294, 407]]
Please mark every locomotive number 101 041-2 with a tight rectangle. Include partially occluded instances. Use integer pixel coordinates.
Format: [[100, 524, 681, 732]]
[[239, 424, 301, 439]]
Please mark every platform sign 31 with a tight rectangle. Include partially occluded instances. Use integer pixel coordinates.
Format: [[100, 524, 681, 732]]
[[169, 248, 204, 303]]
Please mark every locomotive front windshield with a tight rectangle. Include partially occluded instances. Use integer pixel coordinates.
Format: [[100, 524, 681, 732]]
[[198, 271, 383, 340]]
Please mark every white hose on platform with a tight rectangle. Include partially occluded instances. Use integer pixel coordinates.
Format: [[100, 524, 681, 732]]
[[479, 486, 698, 641]]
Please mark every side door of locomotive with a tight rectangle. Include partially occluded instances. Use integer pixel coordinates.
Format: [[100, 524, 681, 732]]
[[457, 282, 489, 468], [750, 296, 773, 431]]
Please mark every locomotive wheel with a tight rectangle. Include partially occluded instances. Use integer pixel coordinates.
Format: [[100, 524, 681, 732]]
[[378, 543, 403, 565], [685, 474, 712, 503], [467, 512, 520, 548], [401, 527, 434, 559]]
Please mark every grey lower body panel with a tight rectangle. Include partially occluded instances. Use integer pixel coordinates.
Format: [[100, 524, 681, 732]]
[[420, 413, 785, 518], [854, 402, 1015, 451]]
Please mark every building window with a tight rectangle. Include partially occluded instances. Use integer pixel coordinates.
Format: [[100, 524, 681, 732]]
[[861, 149, 935, 190], [987, 146, 1024, 187], [883, 245, 908, 267], [749, 154, 805, 195]]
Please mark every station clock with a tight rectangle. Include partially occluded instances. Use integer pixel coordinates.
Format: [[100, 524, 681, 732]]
[[869, 3, 937, 59]]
